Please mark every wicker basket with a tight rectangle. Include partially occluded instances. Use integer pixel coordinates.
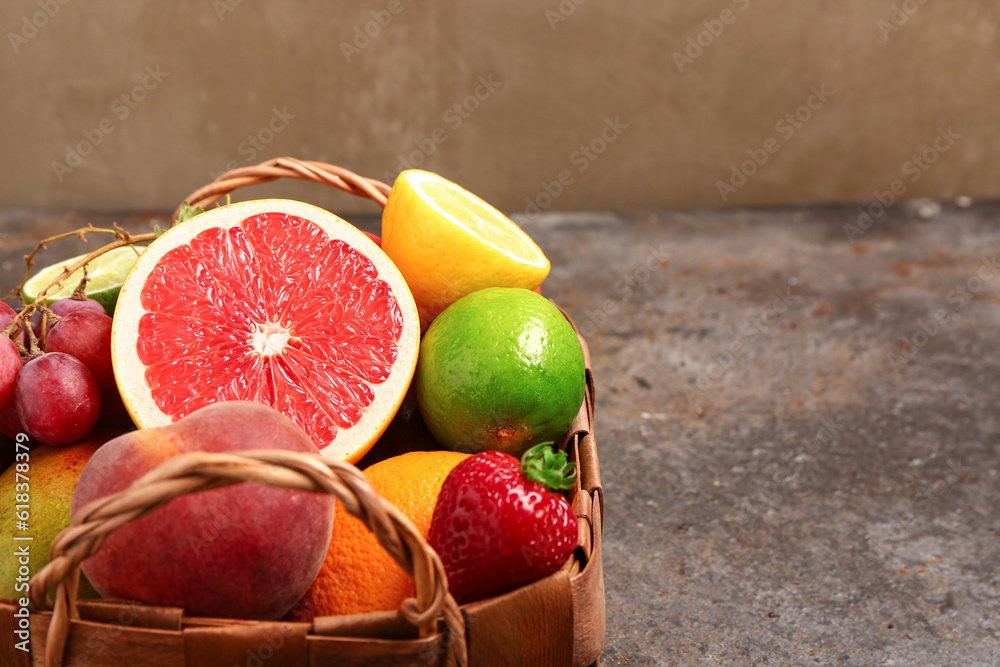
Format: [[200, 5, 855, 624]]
[[0, 159, 605, 667]]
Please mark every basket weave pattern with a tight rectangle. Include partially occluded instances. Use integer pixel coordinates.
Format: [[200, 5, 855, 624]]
[[170, 157, 393, 223]]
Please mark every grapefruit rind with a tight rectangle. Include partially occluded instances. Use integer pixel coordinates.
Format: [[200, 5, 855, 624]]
[[110, 199, 419, 463]]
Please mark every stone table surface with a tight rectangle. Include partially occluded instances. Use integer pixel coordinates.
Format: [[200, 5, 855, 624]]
[[2, 204, 999, 667]]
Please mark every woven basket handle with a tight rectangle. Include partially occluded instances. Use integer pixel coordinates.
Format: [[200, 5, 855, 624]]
[[29, 449, 467, 667], [171, 157, 393, 224]]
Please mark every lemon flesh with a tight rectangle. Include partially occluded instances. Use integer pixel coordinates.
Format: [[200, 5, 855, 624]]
[[381, 170, 550, 330]]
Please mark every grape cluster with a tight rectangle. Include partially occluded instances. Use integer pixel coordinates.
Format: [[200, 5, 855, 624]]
[[0, 296, 127, 447]]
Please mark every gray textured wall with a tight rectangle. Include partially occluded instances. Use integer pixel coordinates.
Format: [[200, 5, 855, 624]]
[[1, 0, 998, 213]]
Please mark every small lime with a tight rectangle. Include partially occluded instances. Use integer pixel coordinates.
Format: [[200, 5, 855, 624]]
[[415, 287, 586, 457], [23, 245, 145, 315]]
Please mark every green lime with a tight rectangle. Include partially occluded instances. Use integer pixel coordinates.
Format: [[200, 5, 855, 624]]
[[415, 287, 586, 457], [23, 245, 145, 315]]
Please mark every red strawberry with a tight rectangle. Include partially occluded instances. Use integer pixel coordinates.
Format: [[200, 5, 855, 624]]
[[428, 443, 578, 605]]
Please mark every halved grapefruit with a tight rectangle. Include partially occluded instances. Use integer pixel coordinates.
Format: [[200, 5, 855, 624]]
[[110, 199, 419, 463]]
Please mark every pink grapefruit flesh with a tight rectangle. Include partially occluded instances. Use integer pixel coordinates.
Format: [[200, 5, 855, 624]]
[[111, 199, 419, 463]]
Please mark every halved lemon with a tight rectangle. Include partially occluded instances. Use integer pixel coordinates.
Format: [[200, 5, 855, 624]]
[[381, 170, 550, 330]]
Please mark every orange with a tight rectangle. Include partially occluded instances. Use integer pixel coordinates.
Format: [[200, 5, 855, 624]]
[[286, 450, 469, 620]]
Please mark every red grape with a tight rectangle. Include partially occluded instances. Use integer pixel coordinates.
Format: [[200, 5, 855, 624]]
[[15, 352, 100, 445], [45, 310, 115, 391], [0, 351, 26, 442], [51, 296, 106, 318], [0, 302, 26, 344], [0, 302, 16, 329], [31, 296, 105, 338], [0, 337, 21, 409], [43, 309, 133, 428]]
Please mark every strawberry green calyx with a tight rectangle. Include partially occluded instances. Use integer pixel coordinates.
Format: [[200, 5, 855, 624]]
[[520, 442, 576, 491]]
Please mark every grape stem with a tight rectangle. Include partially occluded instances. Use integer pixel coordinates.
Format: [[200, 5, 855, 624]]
[[23, 312, 43, 358], [71, 265, 91, 299], [5, 222, 155, 347], [13, 223, 154, 305]]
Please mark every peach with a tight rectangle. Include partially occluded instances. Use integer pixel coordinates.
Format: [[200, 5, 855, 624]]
[[72, 401, 335, 620]]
